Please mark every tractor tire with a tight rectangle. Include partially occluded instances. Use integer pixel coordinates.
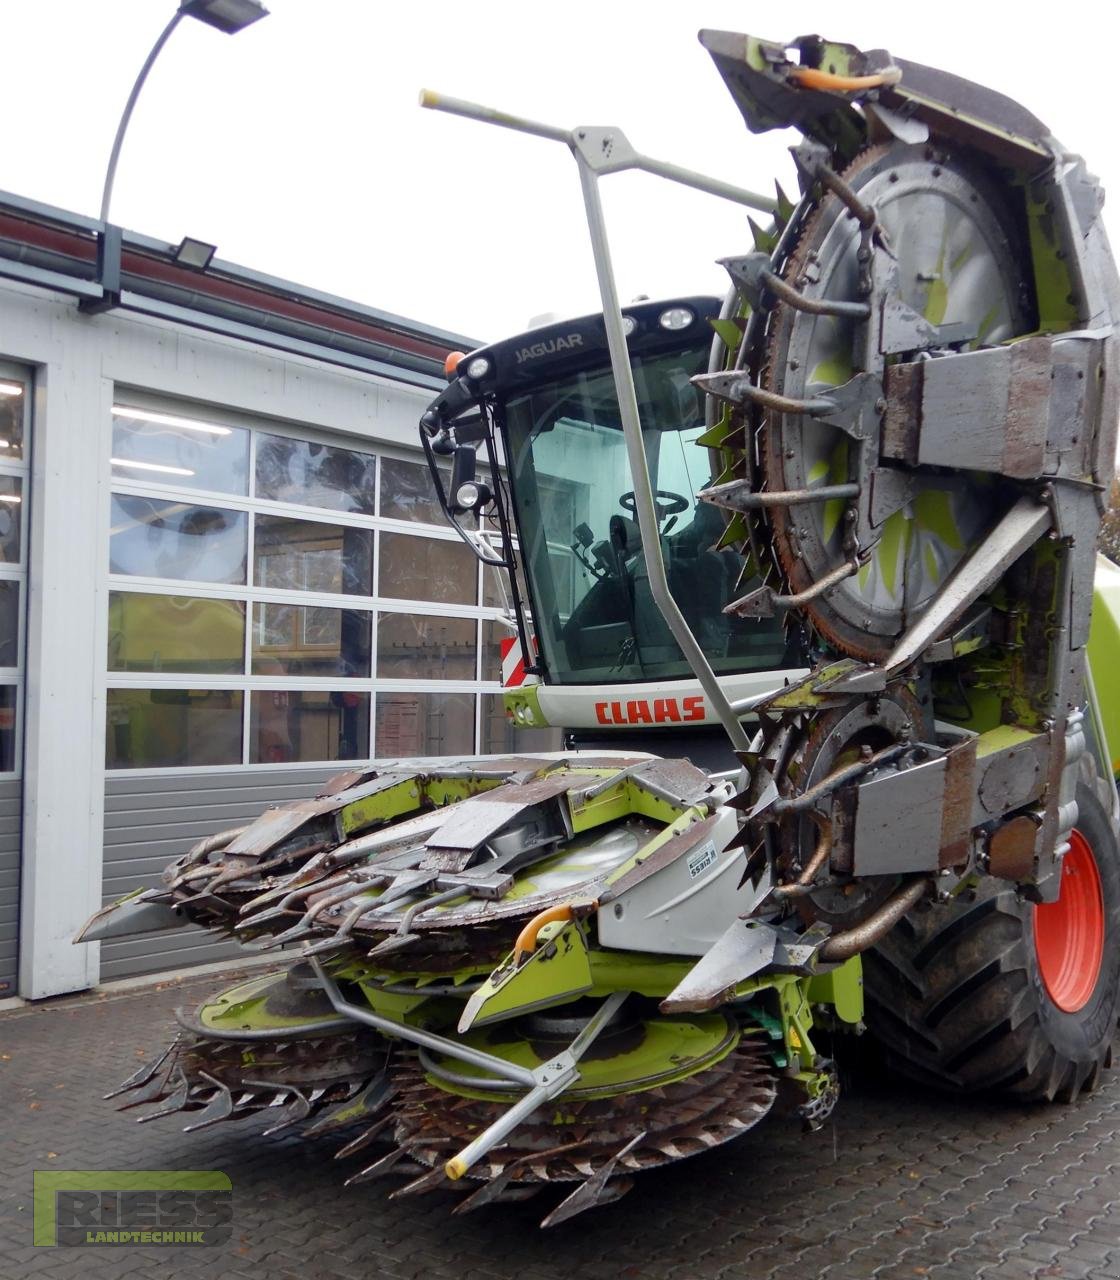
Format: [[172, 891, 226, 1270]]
[[863, 783, 1120, 1103]]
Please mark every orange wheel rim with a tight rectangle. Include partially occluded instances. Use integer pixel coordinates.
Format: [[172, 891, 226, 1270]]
[[1033, 829, 1105, 1013]]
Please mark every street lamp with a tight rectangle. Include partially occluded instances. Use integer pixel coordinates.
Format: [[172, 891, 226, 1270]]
[[82, 0, 269, 314]]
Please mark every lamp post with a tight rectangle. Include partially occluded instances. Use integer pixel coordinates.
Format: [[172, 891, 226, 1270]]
[[82, 0, 269, 314]]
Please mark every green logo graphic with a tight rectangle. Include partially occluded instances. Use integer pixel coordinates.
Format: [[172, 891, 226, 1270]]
[[33, 1170, 232, 1247]]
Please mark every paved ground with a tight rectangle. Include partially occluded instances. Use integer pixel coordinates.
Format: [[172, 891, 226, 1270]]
[[3, 970, 1120, 1280]]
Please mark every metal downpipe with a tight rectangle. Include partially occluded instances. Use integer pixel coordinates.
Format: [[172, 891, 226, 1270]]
[[574, 158, 751, 754], [819, 877, 930, 962]]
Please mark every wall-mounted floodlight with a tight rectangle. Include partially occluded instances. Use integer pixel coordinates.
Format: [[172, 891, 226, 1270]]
[[172, 237, 218, 271]]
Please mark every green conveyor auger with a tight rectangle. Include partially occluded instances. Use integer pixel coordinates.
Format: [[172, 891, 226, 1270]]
[[78, 31, 1120, 1225]]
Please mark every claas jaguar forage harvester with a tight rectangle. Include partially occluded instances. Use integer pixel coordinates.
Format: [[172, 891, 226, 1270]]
[[78, 30, 1120, 1225]]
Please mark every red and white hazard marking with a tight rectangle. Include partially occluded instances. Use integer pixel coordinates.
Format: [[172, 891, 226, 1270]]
[[500, 635, 526, 687]]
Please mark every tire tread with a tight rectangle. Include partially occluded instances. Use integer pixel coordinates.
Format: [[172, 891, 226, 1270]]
[[863, 783, 1120, 1103]]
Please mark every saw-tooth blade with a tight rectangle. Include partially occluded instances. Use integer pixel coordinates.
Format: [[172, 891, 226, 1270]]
[[345, 1147, 417, 1186], [388, 1167, 452, 1199], [540, 1174, 635, 1228], [333, 1115, 394, 1160]]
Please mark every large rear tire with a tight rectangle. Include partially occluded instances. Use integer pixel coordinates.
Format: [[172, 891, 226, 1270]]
[[863, 783, 1120, 1102]]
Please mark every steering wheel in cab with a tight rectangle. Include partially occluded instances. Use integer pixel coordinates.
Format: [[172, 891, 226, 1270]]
[[619, 489, 689, 534]]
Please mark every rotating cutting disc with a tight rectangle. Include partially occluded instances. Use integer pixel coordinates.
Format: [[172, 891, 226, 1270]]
[[779, 684, 925, 929], [387, 1017, 777, 1185], [760, 144, 1031, 659]]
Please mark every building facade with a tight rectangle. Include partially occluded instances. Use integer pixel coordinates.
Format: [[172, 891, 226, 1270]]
[[0, 191, 555, 1000]]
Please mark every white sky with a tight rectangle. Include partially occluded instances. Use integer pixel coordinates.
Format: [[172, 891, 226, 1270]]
[[3, 1, 1119, 345]]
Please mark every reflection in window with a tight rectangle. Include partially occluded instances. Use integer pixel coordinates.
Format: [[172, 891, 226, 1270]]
[[0, 685, 16, 770], [110, 495, 248, 584], [0, 581, 18, 669], [377, 613, 476, 680], [253, 604, 371, 676], [0, 378, 25, 460], [480, 693, 563, 755], [380, 457, 447, 524], [379, 531, 476, 606], [0, 477, 22, 564], [256, 435, 376, 514], [108, 592, 244, 674], [106, 688, 243, 768], [375, 691, 474, 757], [254, 515, 372, 595], [249, 690, 370, 763], [111, 404, 249, 495]]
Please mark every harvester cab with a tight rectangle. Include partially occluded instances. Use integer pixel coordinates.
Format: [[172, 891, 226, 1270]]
[[76, 28, 1120, 1228], [418, 294, 808, 768]]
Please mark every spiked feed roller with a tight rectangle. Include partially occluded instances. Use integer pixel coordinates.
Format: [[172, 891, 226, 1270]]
[[79, 31, 1120, 1225]]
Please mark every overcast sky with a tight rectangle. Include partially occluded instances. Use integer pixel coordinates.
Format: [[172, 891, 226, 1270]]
[[3, 1, 1119, 345]]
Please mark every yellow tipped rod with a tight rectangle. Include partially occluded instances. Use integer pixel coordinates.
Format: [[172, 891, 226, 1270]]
[[444, 1082, 567, 1181], [419, 89, 570, 144], [443, 991, 629, 1182], [418, 88, 777, 216]]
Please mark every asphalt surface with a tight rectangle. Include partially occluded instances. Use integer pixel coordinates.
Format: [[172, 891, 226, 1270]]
[[4, 968, 1120, 1280]]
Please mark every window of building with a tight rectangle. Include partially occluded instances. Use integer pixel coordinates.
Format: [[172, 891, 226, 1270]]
[[0, 369, 29, 776], [106, 394, 561, 770]]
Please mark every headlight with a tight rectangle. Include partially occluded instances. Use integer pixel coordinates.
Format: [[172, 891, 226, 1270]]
[[658, 306, 694, 331], [455, 481, 481, 509], [465, 356, 491, 380]]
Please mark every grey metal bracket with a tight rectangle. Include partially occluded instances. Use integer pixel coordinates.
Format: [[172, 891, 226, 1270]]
[[868, 466, 916, 528], [923, 606, 993, 663], [880, 294, 976, 355]]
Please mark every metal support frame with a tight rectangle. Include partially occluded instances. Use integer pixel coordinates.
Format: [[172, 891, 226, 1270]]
[[419, 92, 777, 215], [575, 160, 749, 752], [310, 956, 538, 1085], [310, 956, 628, 1179], [421, 90, 762, 753]]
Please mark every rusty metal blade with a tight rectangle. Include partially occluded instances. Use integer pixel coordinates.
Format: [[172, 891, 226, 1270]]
[[539, 1133, 645, 1227], [388, 1166, 451, 1199], [452, 1173, 544, 1213], [305, 1073, 394, 1140], [345, 1147, 418, 1186], [333, 1115, 394, 1160]]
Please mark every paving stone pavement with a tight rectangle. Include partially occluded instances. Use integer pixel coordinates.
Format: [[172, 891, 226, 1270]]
[[3, 969, 1120, 1280]]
